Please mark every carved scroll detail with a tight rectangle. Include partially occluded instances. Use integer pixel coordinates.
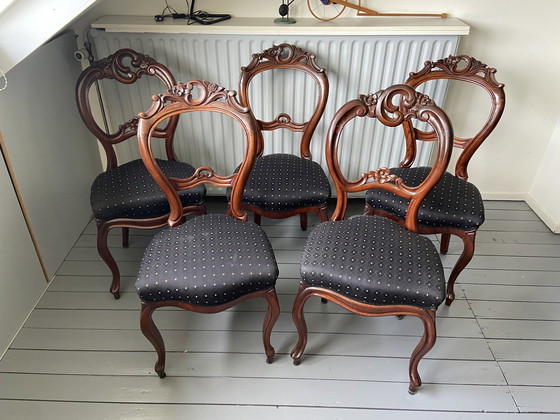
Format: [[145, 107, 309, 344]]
[[242, 43, 325, 73], [260, 113, 307, 131], [360, 85, 435, 127], [360, 167, 401, 185], [412, 55, 504, 88], [140, 80, 245, 120], [91, 49, 162, 84]]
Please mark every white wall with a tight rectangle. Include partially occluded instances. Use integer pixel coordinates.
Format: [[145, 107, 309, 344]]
[[528, 116, 560, 233], [0, 30, 102, 279], [72, 0, 560, 229]]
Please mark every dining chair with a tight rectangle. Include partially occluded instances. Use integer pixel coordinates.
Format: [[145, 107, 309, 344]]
[[135, 80, 280, 378], [363, 55, 505, 305], [76, 48, 206, 299], [291, 84, 454, 394], [232, 43, 331, 230]]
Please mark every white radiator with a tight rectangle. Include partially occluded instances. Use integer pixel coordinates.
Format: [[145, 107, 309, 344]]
[[92, 31, 459, 194]]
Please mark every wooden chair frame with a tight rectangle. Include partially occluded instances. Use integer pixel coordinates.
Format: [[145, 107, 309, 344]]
[[136, 80, 280, 377], [76, 49, 206, 299], [238, 43, 330, 229], [291, 84, 454, 394], [364, 55, 506, 305]]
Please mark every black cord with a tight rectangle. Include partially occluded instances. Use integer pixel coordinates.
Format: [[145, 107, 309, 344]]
[[162, 0, 178, 15]]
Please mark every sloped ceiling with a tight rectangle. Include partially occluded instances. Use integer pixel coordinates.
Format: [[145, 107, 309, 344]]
[[0, 0, 101, 74]]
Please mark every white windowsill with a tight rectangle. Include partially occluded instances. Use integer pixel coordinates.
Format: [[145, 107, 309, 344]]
[[92, 15, 470, 36]]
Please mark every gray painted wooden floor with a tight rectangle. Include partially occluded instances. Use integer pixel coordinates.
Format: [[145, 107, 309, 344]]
[[1, 199, 559, 419]]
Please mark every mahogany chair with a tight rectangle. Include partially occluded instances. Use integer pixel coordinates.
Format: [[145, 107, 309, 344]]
[[76, 49, 206, 299], [135, 80, 280, 378], [363, 55, 505, 305], [233, 43, 331, 230], [291, 84, 454, 394]]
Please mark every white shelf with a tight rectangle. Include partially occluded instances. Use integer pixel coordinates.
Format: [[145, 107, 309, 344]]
[[92, 15, 470, 36]]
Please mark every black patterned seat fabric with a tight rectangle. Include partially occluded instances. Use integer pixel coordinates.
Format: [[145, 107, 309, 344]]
[[301, 215, 445, 309], [91, 159, 206, 221], [240, 153, 331, 212], [136, 213, 279, 306], [365, 166, 484, 231]]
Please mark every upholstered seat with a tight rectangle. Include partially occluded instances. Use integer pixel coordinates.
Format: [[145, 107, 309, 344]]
[[91, 159, 205, 221], [301, 215, 445, 309], [239, 153, 331, 212], [365, 167, 484, 231], [136, 213, 278, 305]]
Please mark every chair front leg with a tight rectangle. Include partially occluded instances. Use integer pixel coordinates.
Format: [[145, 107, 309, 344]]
[[408, 309, 437, 394], [140, 302, 166, 378], [262, 288, 281, 364], [290, 283, 312, 365], [97, 221, 121, 299], [446, 230, 476, 306]]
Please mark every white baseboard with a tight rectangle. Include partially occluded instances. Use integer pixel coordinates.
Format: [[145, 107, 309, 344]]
[[480, 192, 526, 201], [525, 194, 560, 233]]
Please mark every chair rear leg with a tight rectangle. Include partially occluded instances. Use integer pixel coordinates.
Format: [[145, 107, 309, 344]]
[[122, 227, 129, 248], [262, 288, 281, 364], [408, 309, 437, 394], [140, 302, 166, 378], [446, 230, 476, 306], [300, 213, 308, 231], [97, 221, 121, 299], [254, 213, 262, 226], [440, 233, 450, 254]]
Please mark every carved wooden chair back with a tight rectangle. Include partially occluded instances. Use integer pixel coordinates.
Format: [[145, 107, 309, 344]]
[[137, 80, 261, 226], [238, 43, 329, 158], [401, 55, 506, 179], [328, 85, 454, 226], [76, 48, 180, 170]]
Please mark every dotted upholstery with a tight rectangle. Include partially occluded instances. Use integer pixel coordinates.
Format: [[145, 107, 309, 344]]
[[136, 213, 279, 306], [239, 153, 331, 212], [365, 166, 484, 231], [301, 215, 445, 309], [91, 158, 206, 221]]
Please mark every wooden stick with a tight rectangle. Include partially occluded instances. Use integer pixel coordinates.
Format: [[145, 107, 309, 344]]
[[332, 0, 447, 18]]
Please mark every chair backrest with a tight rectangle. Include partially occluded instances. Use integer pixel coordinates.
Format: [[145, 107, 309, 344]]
[[401, 55, 505, 180], [76, 48, 179, 170], [238, 43, 329, 159], [326, 84, 454, 232], [137, 80, 261, 227]]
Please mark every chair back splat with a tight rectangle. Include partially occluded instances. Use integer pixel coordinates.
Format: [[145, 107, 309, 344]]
[[136, 80, 280, 378], [232, 43, 331, 230], [75, 49, 206, 299], [291, 84, 454, 394]]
